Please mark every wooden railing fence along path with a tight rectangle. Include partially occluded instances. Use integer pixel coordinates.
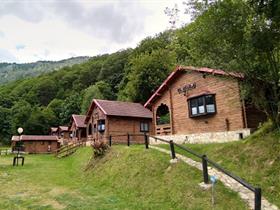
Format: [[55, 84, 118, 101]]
[[106, 133, 262, 210], [0, 148, 12, 155], [55, 141, 85, 158]]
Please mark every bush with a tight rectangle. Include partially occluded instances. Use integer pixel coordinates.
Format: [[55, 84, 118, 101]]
[[91, 141, 109, 158]]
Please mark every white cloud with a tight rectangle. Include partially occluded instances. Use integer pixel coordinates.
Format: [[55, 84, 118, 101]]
[[0, 0, 190, 63]]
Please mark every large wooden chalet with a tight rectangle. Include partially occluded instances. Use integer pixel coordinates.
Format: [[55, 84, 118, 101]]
[[144, 66, 266, 143], [85, 99, 152, 143]]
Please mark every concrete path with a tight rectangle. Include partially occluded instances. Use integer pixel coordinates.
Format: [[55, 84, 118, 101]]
[[150, 145, 279, 210]]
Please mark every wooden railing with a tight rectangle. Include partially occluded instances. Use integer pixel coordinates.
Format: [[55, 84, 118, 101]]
[[155, 124, 172, 135], [55, 141, 85, 158], [149, 136, 262, 210], [0, 148, 12, 155]]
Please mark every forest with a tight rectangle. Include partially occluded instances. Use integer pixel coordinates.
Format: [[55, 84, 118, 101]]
[[0, 0, 279, 144]]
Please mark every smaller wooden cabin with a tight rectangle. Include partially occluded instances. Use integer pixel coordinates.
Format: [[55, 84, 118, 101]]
[[69, 114, 87, 142], [11, 135, 59, 154], [85, 99, 152, 144], [50, 127, 58, 136], [58, 126, 70, 140]]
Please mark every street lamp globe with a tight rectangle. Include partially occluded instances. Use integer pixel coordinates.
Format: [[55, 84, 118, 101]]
[[17, 127, 23, 135]]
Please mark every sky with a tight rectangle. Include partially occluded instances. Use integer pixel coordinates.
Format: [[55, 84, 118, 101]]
[[0, 0, 189, 63]]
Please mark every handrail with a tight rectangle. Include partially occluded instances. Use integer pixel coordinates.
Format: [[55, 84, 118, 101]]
[[148, 135, 262, 210], [205, 157, 256, 192], [173, 142, 202, 159]]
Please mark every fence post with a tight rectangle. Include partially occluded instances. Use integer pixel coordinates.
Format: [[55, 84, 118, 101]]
[[202, 155, 209, 184], [144, 133, 149, 149], [255, 188, 261, 210], [109, 135, 112, 147], [169, 140, 176, 159], [127, 133, 130, 146]]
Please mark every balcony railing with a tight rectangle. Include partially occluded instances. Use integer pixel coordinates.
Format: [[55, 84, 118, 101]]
[[156, 124, 172, 135]]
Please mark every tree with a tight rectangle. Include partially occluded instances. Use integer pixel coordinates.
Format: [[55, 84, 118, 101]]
[[10, 100, 32, 135], [118, 49, 176, 103], [60, 93, 82, 125], [81, 81, 115, 114], [0, 106, 11, 145], [176, 0, 280, 127]]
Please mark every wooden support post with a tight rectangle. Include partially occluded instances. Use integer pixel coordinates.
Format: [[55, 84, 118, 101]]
[[255, 188, 261, 210], [202, 155, 209, 184], [169, 140, 176, 159], [127, 134, 130, 146], [109, 135, 112, 147], [144, 133, 149, 149]]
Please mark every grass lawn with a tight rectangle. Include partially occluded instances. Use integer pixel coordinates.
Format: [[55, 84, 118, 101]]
[[0, 146, 247, 210], [158, 129, 280, 208]]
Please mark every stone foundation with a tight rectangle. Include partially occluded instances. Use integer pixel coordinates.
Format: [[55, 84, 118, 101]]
[[150, 129, 251, 144]]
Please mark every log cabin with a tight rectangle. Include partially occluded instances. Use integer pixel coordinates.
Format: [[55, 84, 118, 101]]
[[69, 114, 87, 142], [85, 99, 152, 144], [50, 127, 58, 136], [11, 135, 59, 154], [144, 66, 266, 143], [58, 126, 70, 140]]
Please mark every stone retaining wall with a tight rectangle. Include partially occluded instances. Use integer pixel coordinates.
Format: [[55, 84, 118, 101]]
[[150, 129, 251, 144]]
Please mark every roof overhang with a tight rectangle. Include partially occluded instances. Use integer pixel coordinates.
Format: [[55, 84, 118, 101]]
[[144, 65, 244, 108]]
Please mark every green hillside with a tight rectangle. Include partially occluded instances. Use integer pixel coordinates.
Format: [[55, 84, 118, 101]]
[[0, 146, 247, 209], [0, 56, 90, 84]]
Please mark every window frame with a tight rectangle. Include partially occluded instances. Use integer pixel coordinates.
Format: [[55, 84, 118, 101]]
[[188, 94, 217, 118], [140, 121, 149, 132], [97, 120, 105, 132]]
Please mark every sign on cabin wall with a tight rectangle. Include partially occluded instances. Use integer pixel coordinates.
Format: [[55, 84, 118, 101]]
[[177, 83, 196, 96]]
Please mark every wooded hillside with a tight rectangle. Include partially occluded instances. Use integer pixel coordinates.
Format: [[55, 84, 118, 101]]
[[0, 0, 279, 144]]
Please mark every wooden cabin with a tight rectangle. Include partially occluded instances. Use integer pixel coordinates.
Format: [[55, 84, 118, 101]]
[[11, 135, 59, 154], [85, 99, 152, 144], [144, 66, 266, 143], [50, 127, 58, 136], [69, 114, 87, 142], [58, 126, 70, 140]]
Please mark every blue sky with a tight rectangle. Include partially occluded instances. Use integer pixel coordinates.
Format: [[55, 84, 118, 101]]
[[0, 0, 189, 63]]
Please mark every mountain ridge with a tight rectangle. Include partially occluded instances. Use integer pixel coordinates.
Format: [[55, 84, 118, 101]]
[[0, 56, 90, 84]]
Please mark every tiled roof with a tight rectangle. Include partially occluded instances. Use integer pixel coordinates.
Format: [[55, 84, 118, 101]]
[[72, 115, 86, 128], [85, 99, 152, 123], [50, 127, 58, 132], [11, 136, 20, 141], [144, 66, 244, 107], [59, 126, 69, 131], [20, 135, 58, 141]]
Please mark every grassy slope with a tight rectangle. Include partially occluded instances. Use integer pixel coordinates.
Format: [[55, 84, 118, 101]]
[[159, 128, 280, 207], [0, 146, 246, 210]]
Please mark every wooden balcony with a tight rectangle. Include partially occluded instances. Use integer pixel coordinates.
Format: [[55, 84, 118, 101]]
[[156, 124, 172, 135]]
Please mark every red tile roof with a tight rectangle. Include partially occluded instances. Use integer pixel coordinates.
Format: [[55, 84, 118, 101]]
[[11, 136, 20, 141], [85, 99, 152, 123], [20, 135, 58, 141], [59, 126, 69, 131], [144, 66, 244, 108], [72, 115, 86, 128], [50, 127, 58, 132]]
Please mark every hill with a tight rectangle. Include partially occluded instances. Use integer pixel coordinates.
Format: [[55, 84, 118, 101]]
[[0, 146, 246, 209], [0, 56, 90, 84]]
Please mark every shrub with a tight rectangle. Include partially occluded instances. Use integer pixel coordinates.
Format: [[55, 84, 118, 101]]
[[91, 140, 109, 158]]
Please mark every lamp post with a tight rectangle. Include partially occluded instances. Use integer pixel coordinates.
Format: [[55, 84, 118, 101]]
[[17, 127, 23, 152]]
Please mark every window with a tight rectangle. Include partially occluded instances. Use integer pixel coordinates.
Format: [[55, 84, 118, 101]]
[[97, 120, 105, 132], [140, 122, 149, 132], [188, 94, 216, 117]]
